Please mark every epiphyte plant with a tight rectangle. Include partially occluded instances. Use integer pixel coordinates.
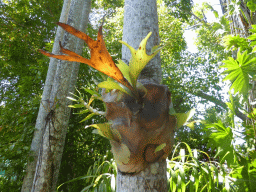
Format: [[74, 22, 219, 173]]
[[40, 22, 194, 174]]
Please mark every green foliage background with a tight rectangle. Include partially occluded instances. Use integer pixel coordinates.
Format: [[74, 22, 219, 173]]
[[1, 0, 256, 191]]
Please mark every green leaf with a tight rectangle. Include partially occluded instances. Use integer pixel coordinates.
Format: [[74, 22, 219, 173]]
[[81, 184, 94, 192], [86, 123, 115, 140], [174, 108, 195, 129], [112, 143, 130, 165], [82, 87, 101, 97], [205, 120, 236, 166], [252, 46, 256, 52], [220, 50, 256, 96], [98, 78, 133, 96], [247, 108, 256, 119], [155, 143, 166, 153], [226, 92, 235, 127], [67, 96, 78, 102], [223, 35, 249, 51], [119, 32, 162, 87], [185, 121, 196, 129], [248, 33, 256, 41], [88, 96, 94, 106], [73, 109, 89, 115], [68, 104, 85, 108], [116, 59, 132, 84], [79, 113, 95, 123], [151, 44, 165, 54], [247, 1, 256, 12], [248, 26, 256, 47]]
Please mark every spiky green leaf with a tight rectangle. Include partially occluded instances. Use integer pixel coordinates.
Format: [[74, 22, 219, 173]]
[[119, 32, 163, 87]]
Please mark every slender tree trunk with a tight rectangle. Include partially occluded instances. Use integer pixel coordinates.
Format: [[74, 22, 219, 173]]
[[122, 0, 162, 84], [21, 0, 91, 191], [117, 0, 168, 191]]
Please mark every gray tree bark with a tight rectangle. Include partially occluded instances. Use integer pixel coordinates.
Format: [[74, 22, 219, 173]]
[[219, 0, 255, 37], [117, 0, 168, 191], [122, 0, 162, 85], [21, 0, 91, 191]]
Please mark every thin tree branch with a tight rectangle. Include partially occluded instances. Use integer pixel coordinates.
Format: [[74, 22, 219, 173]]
[[193, 90, 247, 121]]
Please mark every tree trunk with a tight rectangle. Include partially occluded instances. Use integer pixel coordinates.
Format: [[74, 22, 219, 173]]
[[116, 160, 168, 192], [219, 0, 256, 110], [122, 0, 162, 84], [219, 0, 256, 148], [117, 0, 168, 191], [21, 0, 91, 191]]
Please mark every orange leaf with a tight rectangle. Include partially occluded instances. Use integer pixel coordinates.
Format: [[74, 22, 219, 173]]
[[39, 22, 133, 91]]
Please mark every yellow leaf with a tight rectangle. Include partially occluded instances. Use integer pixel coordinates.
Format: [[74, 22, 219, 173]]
[[98, 78, 133, 96], [155, 143, 166, 153], [116, 59, 132, 84], [174, 108, 195, 129], [119, 32, 163, 88], [86, 123, 115, 140]]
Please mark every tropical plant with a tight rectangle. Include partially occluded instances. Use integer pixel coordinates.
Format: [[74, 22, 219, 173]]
[[57, 151, 117, 192], [168, 142, 233, 192]]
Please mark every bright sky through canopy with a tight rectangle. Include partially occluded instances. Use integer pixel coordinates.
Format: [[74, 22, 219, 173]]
[[185, 0, 223, 53]]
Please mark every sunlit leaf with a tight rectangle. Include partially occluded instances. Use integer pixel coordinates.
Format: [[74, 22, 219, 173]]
[[68, 104, 85, 108], [151, 44, 165, 54], [79, 113, 95, 123], [77, 109, 89, 115], [247, 108, 256, 119], [88, 95, 95, 106], [174, 108, 195, 129], [40, 22, 133, 91], [223, 35, 249, 51], [247, 2, 256, 12], [116, 59, 132, 84], [220, 50, 256, 96], [155, 143, 166, 153], [119, 32, 163, 87], [93, 175, 103, 187], [252, 46, 256, 52], [67, 96, 78, 102], [98, 78, 133, 96], [186, 121, 195, 129], [205, 120, 236, 166], [86, 123, 114, 140]]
